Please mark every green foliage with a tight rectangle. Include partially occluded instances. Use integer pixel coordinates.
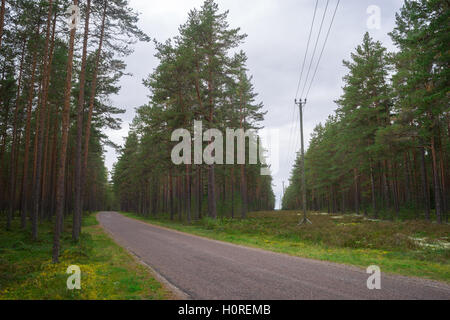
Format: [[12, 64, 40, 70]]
[[283, 3, 449, 223], [113, 0, 275, 218], [0, 214, 172, 300]]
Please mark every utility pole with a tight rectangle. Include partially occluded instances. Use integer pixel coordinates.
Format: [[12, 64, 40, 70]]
[[295, 98, 312, 225]]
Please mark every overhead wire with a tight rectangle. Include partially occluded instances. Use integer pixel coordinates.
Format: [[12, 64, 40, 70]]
[[305, 0, 340, 100], [300, 0, 330, 99], [289, 0, 320, 166], [294, 0, 319, 100]]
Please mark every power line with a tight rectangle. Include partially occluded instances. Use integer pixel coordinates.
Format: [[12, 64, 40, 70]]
[[305, 0, 340, 100], [291, 0, 319, 166], [300, 0, 330, 99], [295, 0, 319, 100]]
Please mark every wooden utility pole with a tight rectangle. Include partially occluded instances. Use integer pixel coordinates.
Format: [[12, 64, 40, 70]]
[[295, 99, 312, 225]]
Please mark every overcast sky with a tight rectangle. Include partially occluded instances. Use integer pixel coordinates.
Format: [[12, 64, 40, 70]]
[[103, 0, 404, 209]]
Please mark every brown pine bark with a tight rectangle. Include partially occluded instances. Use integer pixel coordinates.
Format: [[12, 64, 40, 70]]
[[197, 166, 202, 220], [74, 0, 91, 241], [169, 171, 174, 220], [431, 136, 442, 224], [238, 86, 248, 219], [40, 11, 57, 222], [404, 152, 412, 204], [231, 167, 235, 218], [369, 161, 377, 217], [391, 162, 400, 217], [186, 164, 191, 223], [412, 147, 420, 212], [40, 102, 52, 221], [31, 83, 43, 187], [6, 37, 26, 230], [382, 160, 390, 209], [52, 0, 78, 263], [353, 168, 360, 215], [20, 35, 40, 228], [420, 147, 431, 220], [32, 0, 53, 240], [48, 104, 59, 221], [437, 130, 447, 217], [81, 0, 107, 215]]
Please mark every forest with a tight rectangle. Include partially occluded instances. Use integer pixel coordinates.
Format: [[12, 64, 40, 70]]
[[0, 0, 148, 262], [283, 0, 449, 224], [112, 0, 276, 221], [0, 0, 275, 264]]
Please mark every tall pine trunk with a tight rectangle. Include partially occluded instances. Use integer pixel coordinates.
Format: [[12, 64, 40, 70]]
[[197, 166, 202, 219], [420, 147, 431, 220], [20, 33, 40, 228], [186, 164, 191, 223], [169, 171, 174, 220], [32, 0, 53, 240], [369, 161, 377, 217], [52, 0, 78, 263], [240, 164, 247, 218], [7, 37, 26, 230], [40, 11, 57, 222], [74, 0, 91, 241], [231, 167, 235, 218], [82, 0, 107, 216], [207, 165, 217, 218], [353, 168, 360, 215], [431, 136, 442, 224]]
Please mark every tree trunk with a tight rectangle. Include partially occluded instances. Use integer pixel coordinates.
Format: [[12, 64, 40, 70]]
[[208, 165, 217, 218], [81, 0, 107, 223], [32, 0, 54, 241], [186, 164, 191, 223], [231, 167, 235, 218], [20, 35, 40, 229], [391, 162, 400, 218], [437, 131, 447, 218], [354, 168, 360, 215], [240, 164, 247, 218], [404, 152, 412, 204], [52, 0, 78, 263], [40, 11, 57, 222], [382, 160, 390, 210], [369, 161, 377, 217], [169, 171, 174, 220], [420, 147, 431, 220], [197, 166, 202, 219], [431, 136, 442, 224], [7, 37, 26, 230], [74, 0, 91, 241]]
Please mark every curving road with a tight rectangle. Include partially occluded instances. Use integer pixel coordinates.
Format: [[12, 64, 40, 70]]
[[98, 212, 450, 300]]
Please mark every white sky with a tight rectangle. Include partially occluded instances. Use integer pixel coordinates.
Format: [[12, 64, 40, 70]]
[[103, 0, 404, 209]]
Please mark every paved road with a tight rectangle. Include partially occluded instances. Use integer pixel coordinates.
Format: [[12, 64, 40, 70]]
[[98, 212, 450, 300]]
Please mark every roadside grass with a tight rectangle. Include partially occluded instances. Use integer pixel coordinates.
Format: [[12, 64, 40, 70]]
[[0, 213, 173, 300], [121, 211, 450, 283]]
